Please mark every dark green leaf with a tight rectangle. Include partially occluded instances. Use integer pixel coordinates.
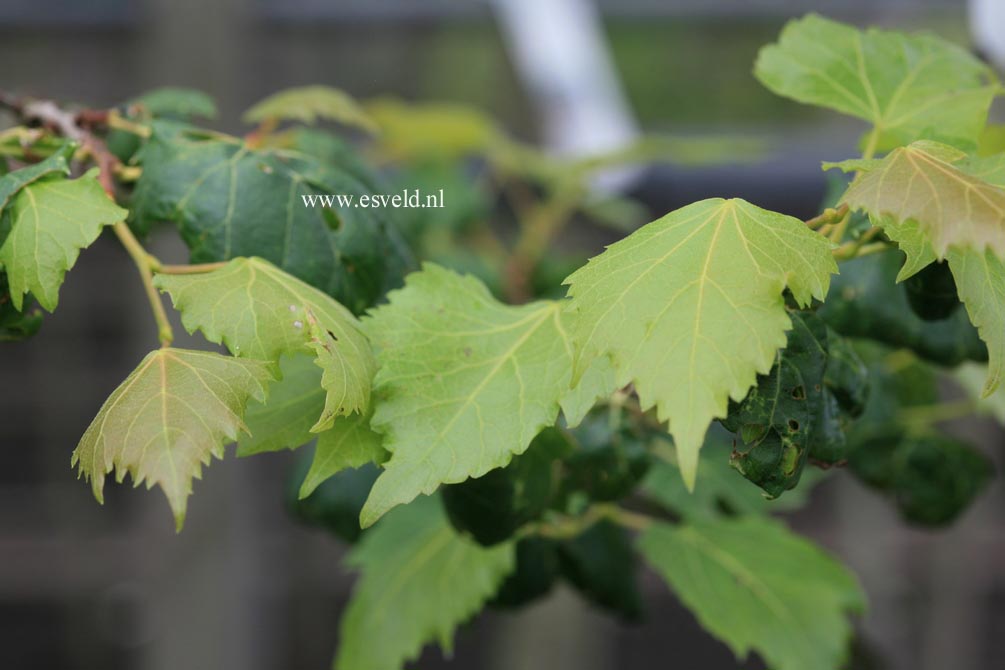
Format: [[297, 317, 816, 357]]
[[287, 457, 380, 544], [131, 124, 413, 314], [442, 427, 571, 547], [489, 537, 560, 610], [558, 520, 643, 621], [722, 312, 829, 497], [560, 410, 651, 502], [820, 249, 986, 366], [849, 434, 992, 526]]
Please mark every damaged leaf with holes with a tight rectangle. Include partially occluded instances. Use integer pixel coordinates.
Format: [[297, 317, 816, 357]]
[[720, 312, 829, 497]]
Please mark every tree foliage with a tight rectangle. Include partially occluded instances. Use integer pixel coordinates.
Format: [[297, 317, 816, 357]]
[[0, 13, 1002, 670]]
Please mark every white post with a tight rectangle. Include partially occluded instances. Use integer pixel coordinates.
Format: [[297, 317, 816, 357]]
[[970, 0, 1005, 69], [490, 0, 639, 189]]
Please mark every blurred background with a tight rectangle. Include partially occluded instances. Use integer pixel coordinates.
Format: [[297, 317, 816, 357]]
[[0, 0, 1003, 669]]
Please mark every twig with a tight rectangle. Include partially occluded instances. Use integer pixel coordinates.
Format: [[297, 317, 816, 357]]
[[805, 203, 848, 230]]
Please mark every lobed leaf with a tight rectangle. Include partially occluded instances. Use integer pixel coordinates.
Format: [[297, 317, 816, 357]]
[[829, 147, 1005, 394], [639, 516, 865, 670], [155, 257, 375, 428], [336, 496, 514, 670], [0, 170, 127, 311], [755, 14, 997, 151], [828, 141, 1005, 260], [72, 348, 275, 530], [359, 264, 573, 526], [564, 198, 836, 489]]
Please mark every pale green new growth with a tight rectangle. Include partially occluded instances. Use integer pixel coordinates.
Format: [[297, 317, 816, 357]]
[[0, 171, 126, 311], [299, 410, 384, 498], [72, 348, 275, 530], [337, 497, 514, 670], [564, 198, 835, 488], [359, 263, 573, 526], [155, 257, 375, 428], [755, 14, 996, 151], [243, 85, 377, 133], [830, 141, 1005, 260], [639, 517, 865, 670]]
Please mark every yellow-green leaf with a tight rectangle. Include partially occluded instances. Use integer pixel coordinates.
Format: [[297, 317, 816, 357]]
[[359, 264, 573, 526], [365, 98, 504, 162], [0, 171, 126, 311], [155, 257, 375, 429], [242, 85, 376, 133], [564, 198, 836, 488], [72, 348, 275, 530], [755, 14, 997, 151]]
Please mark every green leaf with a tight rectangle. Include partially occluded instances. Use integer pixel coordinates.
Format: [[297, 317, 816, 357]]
[[0, 142, 73, 211], [242, 85, 376, 133], [564, 198, 836, 489], [0, 171, 127, 311], [947, 247, 1005, 395], [238, 354, 325, 456], [155, 256, 375, 429], [134, 87, 217, 120], [131, 124, 413, 314], [299, 410, 385, 499], [360, 264, 573, 526], [72, 348, 275, 530], [336, 495, 514, 670], [639, 516, 865, 670], [755, 14, 997, 151], [829, 141, 1005, 259]]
